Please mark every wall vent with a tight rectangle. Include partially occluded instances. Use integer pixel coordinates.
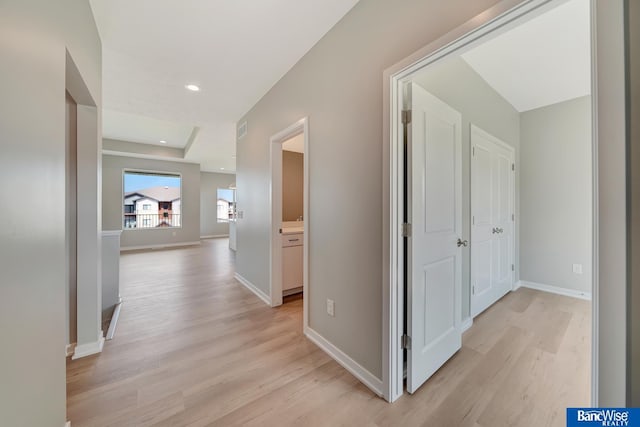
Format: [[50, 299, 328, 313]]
[[237, 121, 248, 140]]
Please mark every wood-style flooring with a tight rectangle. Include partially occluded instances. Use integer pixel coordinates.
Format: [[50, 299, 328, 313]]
[[66, 238, 591, 426]]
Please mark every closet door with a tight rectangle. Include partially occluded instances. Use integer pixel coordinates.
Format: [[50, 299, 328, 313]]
[[471, 125, 515, 318]]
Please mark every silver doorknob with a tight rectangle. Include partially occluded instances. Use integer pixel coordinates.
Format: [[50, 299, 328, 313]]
[[457, 238, 468, 247], [492, 227, 498, 234]]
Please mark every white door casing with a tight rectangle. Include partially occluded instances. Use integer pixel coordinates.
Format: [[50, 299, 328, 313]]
[[407, 83, 463, 393], [470, 124, 515, 318]]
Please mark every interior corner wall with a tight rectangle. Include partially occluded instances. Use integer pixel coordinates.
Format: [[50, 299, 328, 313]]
[[102, 154, 201, 249], [0, 1, 102, 425], [282, 151, 304, 221], [413, 57, 521, 320], [200, 171, 236, 237], [235, 0, 512, 380], [627, 0, 640, 407], [520, 96, 592, 294]]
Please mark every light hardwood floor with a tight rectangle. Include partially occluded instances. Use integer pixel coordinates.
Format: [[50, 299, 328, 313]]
[[67, 238, 590, 426]]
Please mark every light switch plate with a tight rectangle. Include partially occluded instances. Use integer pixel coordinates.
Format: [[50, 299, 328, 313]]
[[572, 264, 583, 274], [326, 299, 335, 317]]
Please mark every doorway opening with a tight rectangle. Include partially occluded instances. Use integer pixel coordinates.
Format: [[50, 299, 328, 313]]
[[269, 118, 309, 330], [386, 0, 596, 411]]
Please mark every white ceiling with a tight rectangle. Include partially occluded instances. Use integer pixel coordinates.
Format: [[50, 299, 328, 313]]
[[461, 0, 591, 112], [103, 109, 194, 148], [282, 133, 304, 153], [90, 0, 360, 172]]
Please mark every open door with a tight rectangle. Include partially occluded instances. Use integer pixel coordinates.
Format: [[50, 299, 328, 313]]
[[406, 82, 463, 393]]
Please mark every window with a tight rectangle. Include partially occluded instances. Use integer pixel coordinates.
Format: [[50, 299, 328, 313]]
[[217, 188, 236, 222], [123, 171, 182, 229]]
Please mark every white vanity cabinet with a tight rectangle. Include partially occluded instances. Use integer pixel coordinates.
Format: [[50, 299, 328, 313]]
[[282, 232, 303, 293]]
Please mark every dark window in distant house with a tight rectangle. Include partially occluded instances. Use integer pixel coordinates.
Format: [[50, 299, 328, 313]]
[[123, 171, 182, 229]]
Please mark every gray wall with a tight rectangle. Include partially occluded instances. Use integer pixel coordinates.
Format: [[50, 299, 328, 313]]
[[200, 171, 236, 237], [520, 96, 592, 293], [235, 0, 512, 380], [595, 0, 627, 406], [102, 154, 201, 248], [413, 57, 521, 320], [282, 151, 304, 221], [627, 0, 640, 407], [0, 1, 102, 425]]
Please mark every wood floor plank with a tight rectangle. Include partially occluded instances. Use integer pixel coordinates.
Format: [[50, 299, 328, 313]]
[[66, 239, 591, 426]]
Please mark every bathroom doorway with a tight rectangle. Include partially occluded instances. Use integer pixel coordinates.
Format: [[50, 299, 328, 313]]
[[269, 118, 309, 331]]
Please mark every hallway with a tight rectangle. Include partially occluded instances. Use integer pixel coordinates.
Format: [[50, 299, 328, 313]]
[[66, 239, 590, 426]]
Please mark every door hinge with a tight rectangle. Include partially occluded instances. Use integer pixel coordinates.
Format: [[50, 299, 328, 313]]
[[402, 110, 412, 125], [512, 213, 515, 221], [512, 264, 515, 271], [472, 285, 475, 295], [512, 163, 515, 171], [472, 146, 475, 156], [402, 334, 412, 350], [402, 223, 412, 238]]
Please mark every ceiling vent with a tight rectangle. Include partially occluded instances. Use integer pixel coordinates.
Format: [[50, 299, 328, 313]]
[[237, 121, 247, 140]]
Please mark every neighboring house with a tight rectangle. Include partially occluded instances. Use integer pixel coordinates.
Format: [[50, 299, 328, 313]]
[[216, 197, 235, 221], [124, 186, 181, 228]]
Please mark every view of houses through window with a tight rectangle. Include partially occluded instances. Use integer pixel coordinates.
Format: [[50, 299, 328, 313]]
[[217, 188, 236, 222], [123, 171, 182, 229]]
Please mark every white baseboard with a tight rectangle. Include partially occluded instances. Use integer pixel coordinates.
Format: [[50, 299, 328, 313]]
[[120, 241, 201, 252], [461, 317, 474, 333], [72, 334, 105, 359], [305, 327, 384, 397], [65, 422, 71, 427], [234, 273, 271, 306], [65, 343, 76, 357], [200, 234, 229, 239], [516, 280, 592, 301], [106, 300, 123, 341]]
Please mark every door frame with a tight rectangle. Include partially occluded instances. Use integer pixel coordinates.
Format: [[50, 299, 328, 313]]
[[470, 124, 516, 318], [383, 0, 606, 403], [269, 117, 310, 331]]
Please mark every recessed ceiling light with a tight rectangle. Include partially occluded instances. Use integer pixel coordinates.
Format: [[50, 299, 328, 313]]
[[220, 167, 225, 170], [185, 84, 200, 92], [160, 140, 167, 144]]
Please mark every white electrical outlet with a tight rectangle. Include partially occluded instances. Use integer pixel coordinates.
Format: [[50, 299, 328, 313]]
[[572, 264, 583, 274], [326, 299, 335, 317]]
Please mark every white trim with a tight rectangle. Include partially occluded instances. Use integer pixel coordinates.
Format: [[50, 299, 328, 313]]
[[200, 234, 229, 239], [65, 422, 71, 427], [268, 117, 310, 334], [72, 334, 105, 359], [103, 150, 203, 166], [120, 241, 201, 252], [106, 299, 123, 341], [383, 0, 599, 404], [65, 343, 76, 357], [305, 327, 383, 397], [101, 230, 122, 237], [461, 317, 474, 333], [234, 272, 272, 306], [516, 280, 592, 301]]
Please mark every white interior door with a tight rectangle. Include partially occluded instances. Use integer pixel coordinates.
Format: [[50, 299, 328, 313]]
[[471, 124, 515, 318], [407, 83, 463, 393]]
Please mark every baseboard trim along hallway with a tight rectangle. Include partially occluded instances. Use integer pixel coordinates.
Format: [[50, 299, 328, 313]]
[[305, 327, 384, 397], [120, 241, 201, 252], [71, 334, 105, 359], [515, 280, 592, 300], [234, 272, 272, 305]]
